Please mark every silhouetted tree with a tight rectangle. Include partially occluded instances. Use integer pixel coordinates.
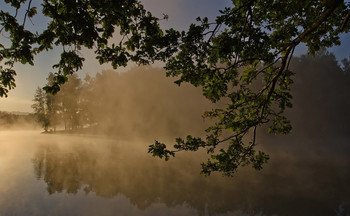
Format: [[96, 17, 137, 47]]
[[32, 87, 50, 132], [289, 51, 350, 138], [79, 74, 95, 127], [57, 74, 82, 130], [45, 73, 61, 131], [47, 74, 84, 130]]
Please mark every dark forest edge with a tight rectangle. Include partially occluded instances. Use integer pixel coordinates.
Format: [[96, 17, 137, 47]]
[[0, 111, 38, 129], [31, 65, 213, 139]]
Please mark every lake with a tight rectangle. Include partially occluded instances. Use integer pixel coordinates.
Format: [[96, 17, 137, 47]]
[[0, 130, 349, 216]]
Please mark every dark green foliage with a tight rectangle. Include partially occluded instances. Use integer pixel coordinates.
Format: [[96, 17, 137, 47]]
[[0, 66, 16, 97], [148, 141, 175, 161], [1, 0, 178, 95]]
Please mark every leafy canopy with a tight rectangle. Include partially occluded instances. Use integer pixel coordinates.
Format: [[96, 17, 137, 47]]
[[1, 0, 350, 176], [0, 0, 179, 96]]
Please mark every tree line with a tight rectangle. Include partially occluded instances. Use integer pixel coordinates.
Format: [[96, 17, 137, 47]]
[[31, 66, 213, 137], [0, 111, 36, 129]]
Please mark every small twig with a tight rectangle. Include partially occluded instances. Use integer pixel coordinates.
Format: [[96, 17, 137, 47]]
[[234, 9, 251, 64], [23, 0, 33, 27], [119, 32, 127, 46], [340, 10, 350, 32], [14, 8, 19, 18], [227, 0, 256, 17], [207, 23, 222, 42], [286, 46, 295, 71]]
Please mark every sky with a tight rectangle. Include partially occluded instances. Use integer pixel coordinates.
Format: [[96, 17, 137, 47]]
[[0, 0, 349, 112]]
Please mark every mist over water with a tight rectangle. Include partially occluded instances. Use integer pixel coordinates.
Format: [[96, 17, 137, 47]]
[[0, 129, 349, 216], [1, 53, 350, 215]]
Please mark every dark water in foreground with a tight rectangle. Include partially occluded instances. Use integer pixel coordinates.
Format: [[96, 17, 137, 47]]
[[0, 130, 349, 216]]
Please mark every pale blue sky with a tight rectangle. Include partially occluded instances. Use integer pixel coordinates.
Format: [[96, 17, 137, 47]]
[[0, 0, 349, 112]]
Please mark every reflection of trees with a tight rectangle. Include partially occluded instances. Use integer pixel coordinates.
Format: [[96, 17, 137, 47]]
[[32, 143, 209, 210], [31, 142, 258, 214], [32, 139, 350, 216], [32, 145, 81, 194]]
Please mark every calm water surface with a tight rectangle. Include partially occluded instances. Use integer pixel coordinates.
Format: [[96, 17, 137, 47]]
[[0, 130, 349, 216]]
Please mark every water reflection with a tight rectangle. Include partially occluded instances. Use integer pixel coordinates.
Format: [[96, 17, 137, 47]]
[[32, 140, 230, 213], [30, 135, 350, 216], [33, 144, 81, 194]]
